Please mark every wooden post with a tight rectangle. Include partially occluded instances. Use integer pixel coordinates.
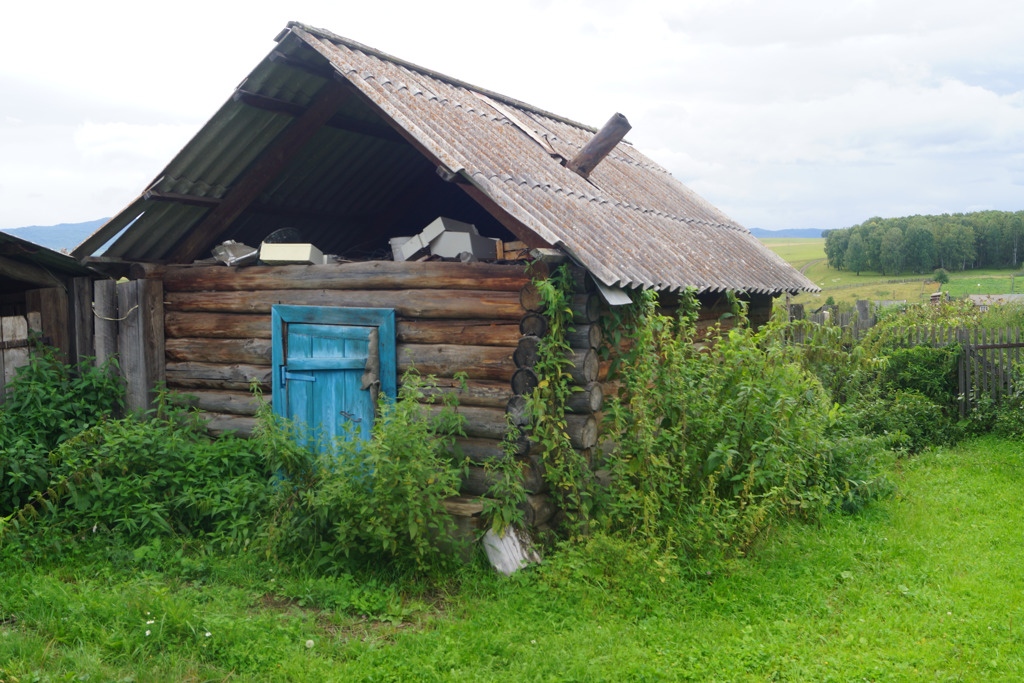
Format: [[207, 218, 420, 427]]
[[93, 280, 119, 370], [0, 315, 29, 403], [24, 287, 70, 358], [117, 279, 166, 413], [69, 277, 94, 364]]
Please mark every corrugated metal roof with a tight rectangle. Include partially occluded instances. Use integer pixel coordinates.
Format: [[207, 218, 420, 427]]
[[0, 231, 94, 280], [76, 22, 817, 295]]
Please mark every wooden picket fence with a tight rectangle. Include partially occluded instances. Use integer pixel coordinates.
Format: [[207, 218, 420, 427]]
[[883, 326, 1024, 416]]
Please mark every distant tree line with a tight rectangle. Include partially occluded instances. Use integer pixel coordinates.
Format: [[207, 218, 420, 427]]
[[823, 210, 1024, 276]]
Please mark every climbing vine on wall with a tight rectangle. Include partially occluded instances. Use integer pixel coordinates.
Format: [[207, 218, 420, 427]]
[[525, 265, 593, 530]]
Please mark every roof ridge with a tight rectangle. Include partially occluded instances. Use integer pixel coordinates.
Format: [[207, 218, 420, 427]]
[[286, 22, 601, 134]]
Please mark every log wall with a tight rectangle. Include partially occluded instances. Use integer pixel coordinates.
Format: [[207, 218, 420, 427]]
[[145, 260, 777, 531], [152, 261, 544, 505]]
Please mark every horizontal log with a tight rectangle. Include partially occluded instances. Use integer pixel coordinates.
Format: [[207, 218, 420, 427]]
[[166, 338, 272, 365], [172, 389, 268, 416], [165, 312, 271, 339], [166, 312, 521, 347], [154, 261, 533, 292], [399, 344, 514, 382], [203, 413, 257, 438], [459, 460, 546, 497], [166, 362, 272, 391], [418, 378, 513, 409], [165, 289, 525, 320], [441, 496, 484, 518], [396, 320, 521, 347], [422, 404, 510, 441], [448, 437, 526, 464], [518, 493, 556, 528]]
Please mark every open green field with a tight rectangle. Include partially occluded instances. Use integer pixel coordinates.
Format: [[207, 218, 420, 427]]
[[759, 237, 1024, 307], [3, 436, 1022, 680], [759, 237, 825, 270]]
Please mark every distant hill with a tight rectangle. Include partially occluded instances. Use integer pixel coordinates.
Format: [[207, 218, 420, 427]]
[[0, 219, 108, 252], [750, 228, 825, 239], [4, 219, 820, 253]]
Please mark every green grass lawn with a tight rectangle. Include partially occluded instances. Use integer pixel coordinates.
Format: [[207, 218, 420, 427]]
[[2, 436, 1023, 680]]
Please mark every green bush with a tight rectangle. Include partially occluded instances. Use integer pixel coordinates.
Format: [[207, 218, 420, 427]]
[[877, 344, 959, 408], [260, 373, 467, 572], [2, 395, 270, 555], [841, 389, 952, 454], [0, 347, 123, 514]]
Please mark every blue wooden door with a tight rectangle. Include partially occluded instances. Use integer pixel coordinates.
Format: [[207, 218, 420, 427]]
[[271, 306, 396, 451]]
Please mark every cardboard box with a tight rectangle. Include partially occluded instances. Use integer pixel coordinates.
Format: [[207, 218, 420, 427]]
[[259, 242, 324, 265]]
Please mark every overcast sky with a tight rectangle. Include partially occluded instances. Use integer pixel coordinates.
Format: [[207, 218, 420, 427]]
[[2, 0, 1021, 233]]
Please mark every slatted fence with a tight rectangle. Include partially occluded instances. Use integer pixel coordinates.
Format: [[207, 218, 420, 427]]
[[881, 326, 1024, 416], [0, 315, 31, 403]]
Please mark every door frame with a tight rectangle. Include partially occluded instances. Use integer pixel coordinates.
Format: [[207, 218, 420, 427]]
[[270, 305, 397, 428]]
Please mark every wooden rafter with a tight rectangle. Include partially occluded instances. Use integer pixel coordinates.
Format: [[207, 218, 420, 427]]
[[233, 88, 404, 144], [168, 80, 352, 262]]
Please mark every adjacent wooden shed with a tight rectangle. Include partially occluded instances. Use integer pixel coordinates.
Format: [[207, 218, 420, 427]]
[[0, 231, 97, 397], [73, 23, 817, 523]]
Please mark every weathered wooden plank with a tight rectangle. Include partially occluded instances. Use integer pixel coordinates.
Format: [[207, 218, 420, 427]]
[[93, 280, 119, 369], [69, 277, 94, 364], [165, 289, 525, 320], [0, 316, 29, 401], [117, 279, 165, 413], [25, 287, 69, 358], [155, 261, 533, 292]]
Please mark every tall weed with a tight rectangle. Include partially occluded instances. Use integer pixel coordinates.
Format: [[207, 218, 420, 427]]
[[600, 290, 887, 566]]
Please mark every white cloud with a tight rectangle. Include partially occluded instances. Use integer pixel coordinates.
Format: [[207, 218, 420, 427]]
[[73, 122, 197, 165], [0, 0, 1021, 231]]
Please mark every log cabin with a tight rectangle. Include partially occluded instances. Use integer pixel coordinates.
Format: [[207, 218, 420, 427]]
[[72, 22, 817, 530]]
